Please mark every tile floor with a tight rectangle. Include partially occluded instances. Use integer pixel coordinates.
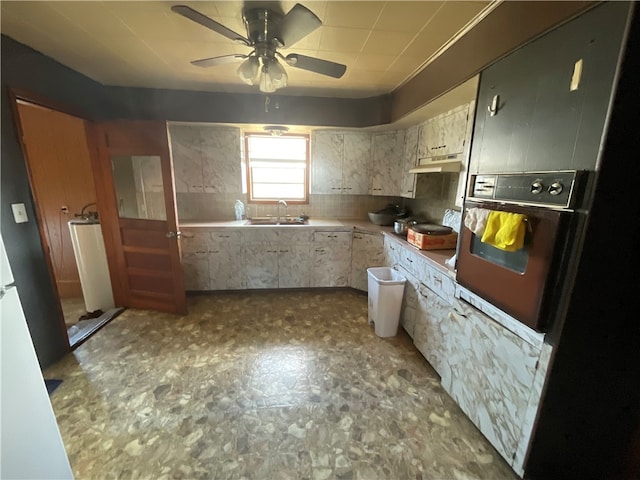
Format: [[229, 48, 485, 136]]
[[45, 290, 518, 480]]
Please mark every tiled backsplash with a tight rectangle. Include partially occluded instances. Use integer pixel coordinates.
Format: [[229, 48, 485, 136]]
[[177, 193, 403, 221], [401, 173, 462, 223]]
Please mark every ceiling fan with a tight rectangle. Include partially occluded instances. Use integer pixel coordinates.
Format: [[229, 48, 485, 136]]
[[171, 3, 347, 93]]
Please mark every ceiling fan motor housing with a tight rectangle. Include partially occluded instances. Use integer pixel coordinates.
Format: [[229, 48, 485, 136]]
[[243, 8, 283, 47]]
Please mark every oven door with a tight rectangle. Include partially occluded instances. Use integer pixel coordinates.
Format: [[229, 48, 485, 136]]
[[456, 201, 568, 331]]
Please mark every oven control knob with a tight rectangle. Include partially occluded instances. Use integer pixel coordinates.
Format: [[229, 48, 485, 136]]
[[530, 181, 544, 194], [548, 182, 564, 196]]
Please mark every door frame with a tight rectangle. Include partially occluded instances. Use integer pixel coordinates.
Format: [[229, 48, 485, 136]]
[[7, 88, 99, 351]]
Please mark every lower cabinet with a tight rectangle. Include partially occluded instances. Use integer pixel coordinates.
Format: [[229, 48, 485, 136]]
[[397, 265, 418, 339], [350, 231, 384, 292], [209, 244, 244, 290], [440, 298, 540, 464], [278, 244, 312, 288], [311, 231, 352, 287], [244, 244, 279, 289], [412, 281, 450, 376], [182, 250, 209, 290]]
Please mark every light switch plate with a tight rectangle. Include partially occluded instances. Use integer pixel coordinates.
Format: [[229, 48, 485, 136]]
[[11, 203, 28, 223]]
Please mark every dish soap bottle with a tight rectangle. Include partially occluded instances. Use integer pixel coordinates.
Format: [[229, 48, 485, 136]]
[[234, 200, 245, 221]]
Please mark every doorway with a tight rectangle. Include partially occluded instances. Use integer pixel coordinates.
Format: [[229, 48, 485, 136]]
[[12, 97, 121, 347]]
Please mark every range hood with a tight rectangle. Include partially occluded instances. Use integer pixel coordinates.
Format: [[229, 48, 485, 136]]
[[409, 153, 464, 174]]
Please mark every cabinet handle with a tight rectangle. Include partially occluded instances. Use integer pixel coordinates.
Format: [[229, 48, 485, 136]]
[[343, 187, 352, 190], [328, 234, 337, 238], [488, 94, 499, 116], [405, 257, 413, 263], [209, 250, 220, 254], [219, 235, 230, 238], [452, 307, 468, 318], [332, 187, 341, 190]]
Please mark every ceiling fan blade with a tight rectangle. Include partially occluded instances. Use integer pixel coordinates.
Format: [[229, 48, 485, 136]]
[[285, 54, 347, 79], [191, 54, 248, 68], [172, 5, 250, 45], [276, 4, 322, 48]]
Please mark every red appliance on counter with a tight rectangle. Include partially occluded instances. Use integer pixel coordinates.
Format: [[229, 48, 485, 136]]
[[456, 171, 587, 332]]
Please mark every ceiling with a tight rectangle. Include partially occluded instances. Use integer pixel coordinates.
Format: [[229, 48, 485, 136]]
[[0, 1, 494, 100]]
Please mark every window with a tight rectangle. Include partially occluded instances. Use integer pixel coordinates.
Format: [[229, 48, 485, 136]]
[[245, 133, 309, 203]]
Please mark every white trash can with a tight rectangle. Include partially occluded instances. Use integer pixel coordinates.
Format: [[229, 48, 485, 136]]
[[367, 267, 407, 338]]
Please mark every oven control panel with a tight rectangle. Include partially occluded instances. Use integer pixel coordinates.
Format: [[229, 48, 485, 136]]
[[469, 171, 581, 208]]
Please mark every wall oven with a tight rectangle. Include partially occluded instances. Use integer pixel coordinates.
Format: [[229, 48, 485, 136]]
[[456, 171, 587, 332]]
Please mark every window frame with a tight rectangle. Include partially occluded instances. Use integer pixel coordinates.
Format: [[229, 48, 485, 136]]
[[244, 132, 310, 205]]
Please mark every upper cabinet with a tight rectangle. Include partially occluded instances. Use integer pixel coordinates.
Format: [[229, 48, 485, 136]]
[[469, 1, 630, 174], [169, 124, 242, 194], [370, 131, 403, 196], [418, 103, 471, 160], [311, 131, 371, 195]]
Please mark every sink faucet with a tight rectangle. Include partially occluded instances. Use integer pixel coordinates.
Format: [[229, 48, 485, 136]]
[[277, 199, 288, 222]]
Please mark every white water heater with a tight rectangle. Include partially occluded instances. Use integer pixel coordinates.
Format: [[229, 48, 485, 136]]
[[68, 220, 114, 313]]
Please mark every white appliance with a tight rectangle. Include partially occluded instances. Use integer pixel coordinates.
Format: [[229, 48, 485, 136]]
[[68, 220, 114, 313], [0, 232, 74, 479]]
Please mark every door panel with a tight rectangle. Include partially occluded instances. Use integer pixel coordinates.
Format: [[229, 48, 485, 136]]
[[90, 120, 186, 315]]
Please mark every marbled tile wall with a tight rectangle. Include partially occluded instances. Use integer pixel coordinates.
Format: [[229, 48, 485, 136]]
[[402, 173, 461, 223], [177, 193, 402, 221]]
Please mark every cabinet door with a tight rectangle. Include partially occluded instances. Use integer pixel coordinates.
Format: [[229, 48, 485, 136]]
[[400, 125, 418, 198], [370, 132, 402, 196], [441, 106, 469, 156], [311, 132, 343, 194], [397, 265, 418, 339], [425, 118, 442, 157], [278, 244, 311, 288], [168, 124, 204, 193], [342, 133, 371, 194], [350, 232, 384, 292], [182, 251, 209, 290], [470, 2, 627, 174], [244, 244, 278, 289], [412, 283, 450, 375], [441, 301, 540, 463], [311, 232, 351, 287], [311, 245, 350, 287], [201, 126, 242, 194], [209, 244, 244, 290]]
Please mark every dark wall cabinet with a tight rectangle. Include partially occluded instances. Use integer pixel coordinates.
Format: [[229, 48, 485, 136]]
[[469, 2, 632, 174]]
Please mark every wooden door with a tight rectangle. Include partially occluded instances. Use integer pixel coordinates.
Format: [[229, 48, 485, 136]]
[[14, 101, 97, 299], [89, 120, 186, 315]]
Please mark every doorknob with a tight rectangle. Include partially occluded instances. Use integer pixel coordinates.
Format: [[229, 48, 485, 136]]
[[166, 231, 182, 238]]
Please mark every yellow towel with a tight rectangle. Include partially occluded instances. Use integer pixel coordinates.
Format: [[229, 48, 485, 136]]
[[481, 211, 527, 251]]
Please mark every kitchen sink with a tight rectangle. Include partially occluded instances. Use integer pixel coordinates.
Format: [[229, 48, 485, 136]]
[[245, 217, 308, 225]]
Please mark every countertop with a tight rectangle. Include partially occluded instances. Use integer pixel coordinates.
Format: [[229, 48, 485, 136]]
[[179, 218, 456, 274]]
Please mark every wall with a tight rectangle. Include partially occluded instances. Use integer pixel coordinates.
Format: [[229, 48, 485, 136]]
[[1, 36, 109, 367], [402, 173, 461, 224]]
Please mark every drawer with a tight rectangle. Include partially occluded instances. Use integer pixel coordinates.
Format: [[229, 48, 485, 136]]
[[418, 262, 455, 303], [313, 231, 351, 243], [278, 228, 313, 244], [209, 230, 242, 244]]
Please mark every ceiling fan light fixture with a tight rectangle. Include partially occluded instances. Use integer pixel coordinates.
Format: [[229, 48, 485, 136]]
[[264, 125, 289, 136], [237, 56, 260, 85], [258, 57, 288, 93]]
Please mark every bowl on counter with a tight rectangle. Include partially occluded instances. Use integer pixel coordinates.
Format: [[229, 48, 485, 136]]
[[368, 212, 398, 226]]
